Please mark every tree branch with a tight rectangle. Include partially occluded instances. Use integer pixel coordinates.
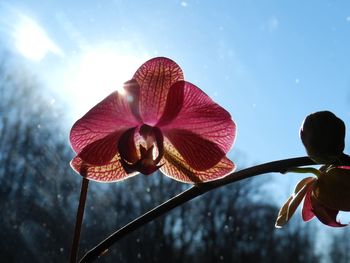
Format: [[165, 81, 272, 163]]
[[80, 156, 318, 262]]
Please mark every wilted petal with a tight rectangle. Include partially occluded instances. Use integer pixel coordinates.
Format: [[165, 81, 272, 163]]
[[159, 81, 236, 171], [275, 177, 315, 228], [70, 88, 142, 165], [71, 155, 138, 182], [133, 57, 184, 125], [314, 166, 350, 211], [160, 140, 235, 183], [310, 192, 346, 227]]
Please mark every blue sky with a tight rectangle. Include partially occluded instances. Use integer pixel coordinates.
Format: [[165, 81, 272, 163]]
[[1, 0, 350, 235], [1, 0, 349, 164]]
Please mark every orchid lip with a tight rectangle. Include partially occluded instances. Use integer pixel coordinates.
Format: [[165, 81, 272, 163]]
[[118, 124, 164, 175], [120, 158, 162, 175]]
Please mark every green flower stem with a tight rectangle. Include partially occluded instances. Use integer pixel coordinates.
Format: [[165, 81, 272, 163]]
[[284, 167, 323, 177], [70, 178, 90, 263], [79, 156, 322, 263]]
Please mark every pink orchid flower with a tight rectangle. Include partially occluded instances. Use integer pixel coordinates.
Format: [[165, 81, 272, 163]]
[[69, 57, 236, 183], [275, 166, 350, 228]]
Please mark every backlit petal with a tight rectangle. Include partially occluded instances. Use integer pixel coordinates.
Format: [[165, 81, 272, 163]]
[[133, 57, 184, 125], [338, 166, 350, 170], [70, 87, 142, 165], [78, 130, 128, 165], [70, 87, 141, 154], [164, 129, 227, 171], [275, 177, 315, 228], [160, 81, 236, 170], [71, 155, 138, 182], [160, 140, 235, 183], [156, 81, 185, 125], [302, 186, 315, 221]]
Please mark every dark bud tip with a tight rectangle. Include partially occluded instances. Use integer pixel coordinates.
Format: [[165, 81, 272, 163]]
[[300, 111, 345, 164]]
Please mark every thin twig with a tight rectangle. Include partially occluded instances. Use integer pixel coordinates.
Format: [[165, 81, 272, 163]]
[[70, 178, 90, 263]]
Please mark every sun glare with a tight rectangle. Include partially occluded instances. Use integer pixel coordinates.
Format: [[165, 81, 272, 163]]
[[66, 47, 148, 115], [13, 15, 63, 61]]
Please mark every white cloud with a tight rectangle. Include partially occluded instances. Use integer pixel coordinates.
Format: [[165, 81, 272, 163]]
[[12, 14, 63, 61]]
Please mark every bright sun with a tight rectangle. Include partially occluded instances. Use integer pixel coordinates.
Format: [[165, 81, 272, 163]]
[[66, 47, 148, 116], [9, 13, 148, 117]]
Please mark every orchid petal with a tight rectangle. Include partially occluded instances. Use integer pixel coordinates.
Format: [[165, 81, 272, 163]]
[[70, 88, 142, 165], [310, 192, 346, 227], [71, 155, 138, 182], [118, 127, 139, 164], [164, 129, 227, 171], [160, 81, 236, 170], [123, 79, 142, 121], [338, 166, 350, 170], [314, 166, 350, 211], [133, 57, 184, 125], [160, 140, 235, 183], [156, 81, 185, 125], [275, 177, 315, 228], [302, 186, 315, 221], [78, 130, 127, 165]]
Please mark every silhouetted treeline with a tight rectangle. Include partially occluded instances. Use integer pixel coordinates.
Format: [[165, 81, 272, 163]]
[[329, 228, 350, 263], [0, 53, 322, 262]]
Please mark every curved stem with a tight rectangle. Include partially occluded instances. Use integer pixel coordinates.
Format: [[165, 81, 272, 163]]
[[70, 178, 89, 263], [79, 156, 316, 263]]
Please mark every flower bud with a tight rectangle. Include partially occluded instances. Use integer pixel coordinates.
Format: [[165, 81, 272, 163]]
[[300, 111, 345, 163]]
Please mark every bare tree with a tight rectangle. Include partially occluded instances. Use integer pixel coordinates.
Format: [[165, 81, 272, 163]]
[[0, 52, 320, 263]]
